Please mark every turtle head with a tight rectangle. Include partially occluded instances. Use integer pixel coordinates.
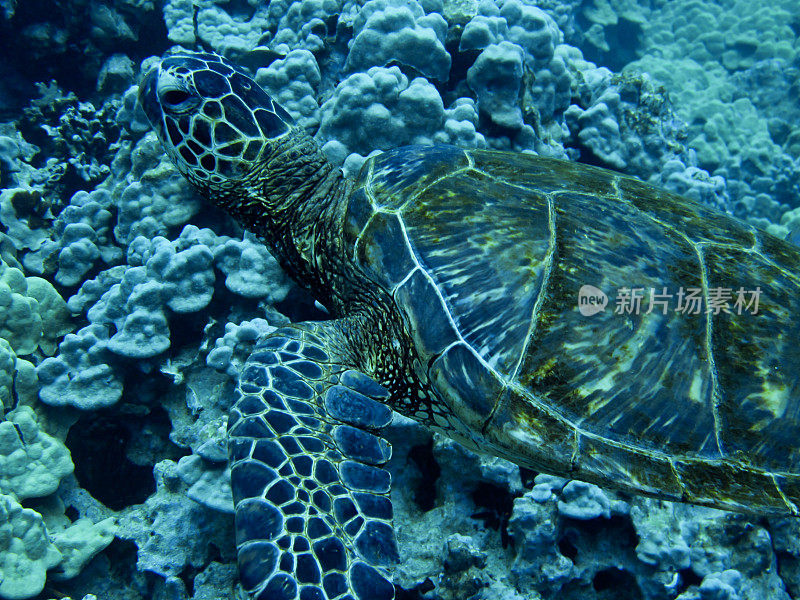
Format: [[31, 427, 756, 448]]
[[138, 52, 296, 194]]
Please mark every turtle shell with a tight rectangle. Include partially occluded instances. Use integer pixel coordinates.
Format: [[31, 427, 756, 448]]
[[343, 144, 800, 515]]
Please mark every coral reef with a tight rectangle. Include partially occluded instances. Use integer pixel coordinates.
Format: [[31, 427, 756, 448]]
[[621, 0, 800, 223], [255, 49, 322, 132], [318, 65, 446, 161], [0, 494, 62, 600], [0, 0, 797, 598], [345, 0, 451, 81]]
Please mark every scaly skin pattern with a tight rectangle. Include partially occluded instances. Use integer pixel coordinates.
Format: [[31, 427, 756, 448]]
[[139, 50, 800, 599], [229, 323, 398, 600]]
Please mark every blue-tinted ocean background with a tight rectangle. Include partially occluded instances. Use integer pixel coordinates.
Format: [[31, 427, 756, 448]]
[[0, 0, 798, 599]]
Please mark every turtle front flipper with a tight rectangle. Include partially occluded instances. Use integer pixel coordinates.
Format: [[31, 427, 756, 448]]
[[228, 322, 399, 600]]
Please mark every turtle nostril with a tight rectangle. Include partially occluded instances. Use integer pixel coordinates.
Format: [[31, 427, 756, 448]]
[[162, 89, 192, 107]]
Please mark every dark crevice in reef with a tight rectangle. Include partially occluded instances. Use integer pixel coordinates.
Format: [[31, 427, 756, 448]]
[[106, 538, 140, 582], [565, 136, 625, 174], [519, 466, 538, 489], [561, 514, 640, 559], [185, 200, 241, 239], [592, 566, 641, 599], [408, 440, 441, 512], [675, 567, 703, 596], [558, 515, 644, 598], [395, 578, 435, 600], [0, 0, 170, 101], [471, 482, 519, 549], [37, 538, 141, 600], [169, 289, 231, 353], [63, 504, 80, 522], [439, 40, 481, 106], [65, 402, 186, 510], [776, 550, 800, 599], [558, 533, 579, 561], [791, 17, 800, 38], [574, 5, 644, 73], [178, 564, 199, 597]]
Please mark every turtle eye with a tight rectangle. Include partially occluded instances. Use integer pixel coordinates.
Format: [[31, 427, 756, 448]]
[[161, 89, 193, 109]]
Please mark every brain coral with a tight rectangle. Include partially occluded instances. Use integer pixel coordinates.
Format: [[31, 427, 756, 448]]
[[0, 494, 62, 600], [345, 0, 451, 81], [0, 406, 73, 501], [318, 66, 445, 158], [0, 258, 71, 357]]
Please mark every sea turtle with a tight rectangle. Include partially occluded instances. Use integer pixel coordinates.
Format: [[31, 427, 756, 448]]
[[138, 51, 800, 600]]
